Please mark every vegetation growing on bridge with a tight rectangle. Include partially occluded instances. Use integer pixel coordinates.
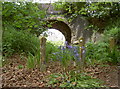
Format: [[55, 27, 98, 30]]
[[53, 2, 120, 30]]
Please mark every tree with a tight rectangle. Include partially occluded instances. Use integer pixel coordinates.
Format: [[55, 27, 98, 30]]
[[2, 2, 47, 36]]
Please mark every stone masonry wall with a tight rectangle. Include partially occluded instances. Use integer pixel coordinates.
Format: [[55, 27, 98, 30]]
[[70, 15, 93, 44]]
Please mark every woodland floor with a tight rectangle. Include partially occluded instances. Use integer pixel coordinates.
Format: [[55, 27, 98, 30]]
[[1, 54, 119, 88]]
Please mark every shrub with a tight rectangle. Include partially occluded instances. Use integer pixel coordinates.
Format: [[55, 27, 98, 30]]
[[2, 26, 40, 57], [85, 19, 120, 65], [85, 41, 120, 65], [104, 27, 120, 47], [2, 2, 46, 36]]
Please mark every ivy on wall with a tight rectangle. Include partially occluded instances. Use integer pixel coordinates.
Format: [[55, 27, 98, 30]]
[[52, 2, 120, 29]]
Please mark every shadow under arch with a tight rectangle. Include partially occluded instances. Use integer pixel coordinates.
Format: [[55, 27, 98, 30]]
[[47, 20, 71, 44]]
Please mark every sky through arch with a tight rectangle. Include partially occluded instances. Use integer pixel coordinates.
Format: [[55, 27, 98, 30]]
[[41, 29, 65, 46]]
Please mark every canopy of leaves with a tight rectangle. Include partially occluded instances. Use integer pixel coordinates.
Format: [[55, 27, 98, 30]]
[[53, 2, 120, 28], [2, 2, 47, 36]]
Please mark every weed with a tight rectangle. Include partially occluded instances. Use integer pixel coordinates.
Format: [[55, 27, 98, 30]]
[[18, 65, 24, 69]]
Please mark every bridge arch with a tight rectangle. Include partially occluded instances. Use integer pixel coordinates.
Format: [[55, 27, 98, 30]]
[[46, 17, 71, 44]]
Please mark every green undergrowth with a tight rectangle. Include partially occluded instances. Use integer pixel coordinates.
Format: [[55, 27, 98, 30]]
[[85, 19, 120, 66], [45, 71, 104, 87], [2, 25, 41, 68], [2, 26, 79, 69], [3, 26, 40, 57]]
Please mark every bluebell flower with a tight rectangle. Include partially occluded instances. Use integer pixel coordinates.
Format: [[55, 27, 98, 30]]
[[75, 53, 79, 57], [80, 46, 85, 49], [67, 45, 72, 49], [73, 46, 77, 50], [61, 46, 66, 50], [52, 53, 56, 55], [65, 41, 68, 45], [74, 50, 77, 53], [52, 52, 59, 55], [59, 46, 65, 50], [58, 46, 61, 49]]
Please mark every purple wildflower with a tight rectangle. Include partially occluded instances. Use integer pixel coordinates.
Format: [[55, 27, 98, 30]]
[[73, 46, 77, 49], [65, 41, 68, 45], [61, 46, 66, 50], [74, 50, 77, 53], [52, 53, 56, 55], [80, 46, 85, 49], [67, 45, 72, 49], [58, 46, 61, 49], [75, 53, 79, 57]]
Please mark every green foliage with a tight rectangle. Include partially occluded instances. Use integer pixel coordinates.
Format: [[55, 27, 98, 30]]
[[44, 42, 80, 68], [85, 19, 120, 65], [52, 2, 67, 11], [46, 43, 72, 67], [2, 2, 47, 36], [2, 25, 40, 57], [85, 42, 120, 65], [53, 2, 120, 29], [46, 42, 60, 62], [104, 19, 120, 46], [2, 23, 42, 68], [27, 53, 35, 69], [79, 2, 120, 18], [50, 45, 80, 68], [26, 52, 40, 69], [18, 65, 24, 69], [58, 48, 72, 67], [45, 72, 104, 87], [51, 48, 71, 67], [57, 2, 120, 18]]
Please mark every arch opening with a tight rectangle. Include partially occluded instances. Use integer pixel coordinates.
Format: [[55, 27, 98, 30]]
[[47, 20, 72, 44], [42, 29, 66, 45]]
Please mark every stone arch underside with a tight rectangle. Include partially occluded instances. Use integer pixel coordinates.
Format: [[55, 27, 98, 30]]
[[47, 20, 71, 44]]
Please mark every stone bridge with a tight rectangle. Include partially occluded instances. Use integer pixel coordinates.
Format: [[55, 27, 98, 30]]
[[41, 4, 93, 44]]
